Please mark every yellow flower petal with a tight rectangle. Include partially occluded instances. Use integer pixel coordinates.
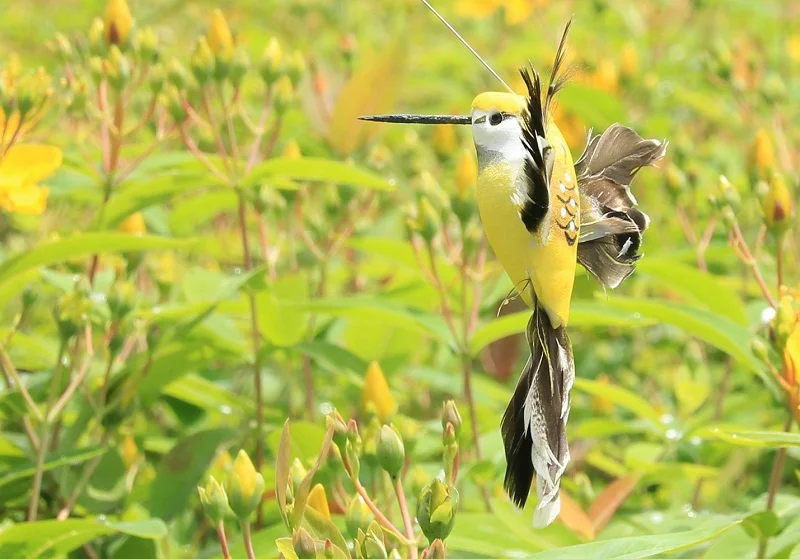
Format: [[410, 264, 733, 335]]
[[362, 361, 396, 422], [0, 184, 49, 215], [104, 0, 134, 46], [208, 9, 235, 58], [283, 139, 302, 159], [0, 144, 63, 184], [119, 212, 147, 235], [307, 483, 331, 520], [785, 322, 800, 384]]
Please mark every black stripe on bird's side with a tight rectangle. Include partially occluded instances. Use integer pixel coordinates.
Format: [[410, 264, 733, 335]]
[[518, 65, 550, 235]]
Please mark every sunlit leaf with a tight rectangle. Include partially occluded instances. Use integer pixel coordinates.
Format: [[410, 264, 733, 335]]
[[243, 157, 393, 190], [692, 425, 800, 448], [574, 378, 665, 428]]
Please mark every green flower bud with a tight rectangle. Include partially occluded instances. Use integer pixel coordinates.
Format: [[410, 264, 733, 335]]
[[664, 163, 686, 200], [418, 198, 441, 244], [427, 539, 446, 559], [164, 85, 186, 123], [225, 450, 265, 520], [324, 539, 337, 559], [55, 291, 90, 342], [52, 33, 74, 63], [285, 50, 306, 86], [89, 17, 106, 55], [107, 45, 130, 91], [346, 495, 374, 538], [273, 75, 294, 115], [293, 527, 317, 559], [441, 400, 462, 439], [416, 478, 458, 542], [775, 295, 797, 350], [229, 47, 249, 88], [326, 410, 349, 447], [167, 58, 187, 89], [750, 337, 770, 364], [345, 438, 361, 480], [137, 27, 159, 63], [761, 72, 787, 105], [260, 37, 283, 85], [377, 424, 405, 477], [290, 457, 307, 493], [717, 175, 740, 210], [108, 280, 137, 319], [197, 475, 229, 524], [191, 37, 215, 85], [327, 442, 344, 474], [148, 62, 165, 95], [89, 56, 106, 88], [356, 523, 388, 559]]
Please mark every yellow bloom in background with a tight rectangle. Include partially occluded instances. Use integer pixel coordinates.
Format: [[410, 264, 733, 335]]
[[758, 171, 794, 235], [620, 42, 639, 77], [0, 144, 61, 215], [207, 9, 235, 59], [455, 0, 548, 25], [455, 149, 477, 200], [104, 0, 134, 46], [307, 483, 331, 519], [788, 36, 800, 63], [118, 212, 147, 234], [362, 361, 396, 422], [750, 128, 775, 180], [120, 434, 139, 468], [591, 59, 618, 93], [432, 125, 457, 159], [283, 138, 302, 159]]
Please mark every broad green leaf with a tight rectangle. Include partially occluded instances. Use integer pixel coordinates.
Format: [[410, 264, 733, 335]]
[[162, 374, 255, 417], [605, 297, 763, 376], [292, 341, 368, 375], [169, 190, 238, 236], [147, 428, 235, 520], [257, 272, 310, 347], [741, 511, 780, 539], [347, 236, 459, 284], [292, 427, 334, 526], [638, 259, 746, 325], [0, 446, 106, 488], [0, 233, 191, 287], [267, 421, 327, 467], [302, 507, 349, 554], [0, 269, 38, 312], [94, 173, 211, 229], [0, 518, 166, 559], [574, 378, 665, 428], [528, 519, 742, 558], [692, 425, 800, 448], [559, 83, 626, 129], [243, 157, 393, 190]]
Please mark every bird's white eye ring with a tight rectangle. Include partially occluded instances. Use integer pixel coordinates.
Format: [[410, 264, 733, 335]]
[[489, 112, 503, 126]]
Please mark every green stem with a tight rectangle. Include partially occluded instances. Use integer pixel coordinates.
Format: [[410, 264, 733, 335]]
[[756, 413, 794, 559], [241, 521, 257, 559], [394, 477, 418, 559]]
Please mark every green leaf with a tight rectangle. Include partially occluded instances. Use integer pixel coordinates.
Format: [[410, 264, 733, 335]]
[[573, 378, 665, 428], [605, 297, 763, 376], [0, 233, 192, 287], [692, 425, 800, 448], [741, 511, 780, 539], [275, 538, 300, 559], [0, 446, 106, 489], [169, 190, 238, 236], [302, 507, 349, 554], [559, 83, 626, 129], [242, 157, 393, 191], [638, 259, 747, 325], [0, 518, 166, 559], [527, 519, 742, 558], [292, 427, 334, 526], [147, 428, 235, 520], [94, 173, 211, 229]]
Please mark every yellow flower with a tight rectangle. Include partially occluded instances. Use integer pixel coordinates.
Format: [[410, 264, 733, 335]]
[[307, 483, 331, 519], [207, 9, 235, 59], [591, 59, 618, 93], [758, 171, 794, 235], [785, 320, 799, 386], [591, 374, 614, 415], [104, 0, 134, 46], [620, 42, 639, 77], [750, 128, 775, 180], [455, 0, 547, 25], [226, 449, 265, 520], [362, 361, 396, 422], [787, 36, 800, 63], [120, 434, 139, 468], [432, 125, 457, 158], [118, 212, 146, 234], [455, 149, 477, 200], [0, 144, 61, 215], [283, 139, 302, 159]]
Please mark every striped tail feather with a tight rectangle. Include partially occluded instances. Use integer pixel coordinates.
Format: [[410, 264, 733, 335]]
[[501, 302, 575, 527]]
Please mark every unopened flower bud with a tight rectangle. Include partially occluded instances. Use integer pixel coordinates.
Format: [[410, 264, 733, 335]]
[[427, 539, 446, 559], [104, 0, 134, 47], [324, 539, 336, 559], [345, 438, 361, 480], [207, 9, 235, 61], [749, 129, 776, 185], [377, 424, 405, 477], [418, 198, 441, 244], [717, 175, 740, 210], [229, 47, 249, 88], [148, 63, 165, 95], [356, 523, 388, 559], [432, 125, 457, 159], [191, 37, 215, 85], [138, 27, 159, 62], [165, 85, 186, 123], [167, 58, 187, 89], [307, 483, 331, 520], [758, 171, 794, 237], [775, 295, 797, 350], [416, 478, 458, 541], [293, 527, 316, 559], [362, 361, 396, 422], [197, 475, 229, 524], [441, 400, 462, 439], [89, 18, 106, 54], [285, 50, 306, 86], [290, 457, 307, 492], [52, 33, 74, 63], [273, 75, 294, 114], [750, 337, 770, 364], [761, 72, 787, 105], [108, 280, 137, 319], [346, 495, 374, 538], [225, 450, 265, 520], [106, 46, 130, 90], [260, 38, 283, 86]]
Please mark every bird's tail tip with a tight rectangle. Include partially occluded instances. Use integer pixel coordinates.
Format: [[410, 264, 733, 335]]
[[533, 495, 561, 528]]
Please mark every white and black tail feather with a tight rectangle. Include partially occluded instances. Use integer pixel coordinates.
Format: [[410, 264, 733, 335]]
[[501, 302, 575, 527], [575, 124, 668, 288]]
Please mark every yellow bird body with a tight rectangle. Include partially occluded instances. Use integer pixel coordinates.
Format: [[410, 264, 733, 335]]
[[476, 117, 578, 328]]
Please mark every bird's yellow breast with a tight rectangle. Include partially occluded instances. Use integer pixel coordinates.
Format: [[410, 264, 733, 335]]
[[476, 122, 579, 328]]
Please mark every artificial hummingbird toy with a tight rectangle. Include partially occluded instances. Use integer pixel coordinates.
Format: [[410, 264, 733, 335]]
[[361, 1, 667, 527]]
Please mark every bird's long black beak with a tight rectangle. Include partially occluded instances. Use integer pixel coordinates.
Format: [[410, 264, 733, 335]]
[[359, 114, 471, 125]]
